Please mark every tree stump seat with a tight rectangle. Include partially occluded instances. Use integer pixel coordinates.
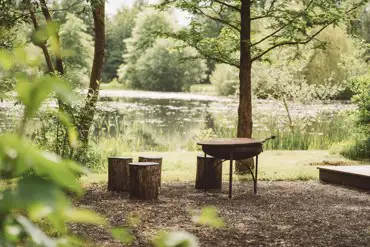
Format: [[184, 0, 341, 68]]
[[138, 156, 163, 187], [107, 157, 132, 192], [129, 162, 161, 200], [195, 154, 222, 190]]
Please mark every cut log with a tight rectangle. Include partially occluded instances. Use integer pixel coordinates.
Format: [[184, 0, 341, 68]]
[[195, 154, 222, 190], [138, 156, 163, 187], [107, 157, 132, 192], [129, 162, 160, 200]]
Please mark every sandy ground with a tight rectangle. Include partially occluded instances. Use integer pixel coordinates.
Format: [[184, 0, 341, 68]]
[[73, 181, 370, 247]]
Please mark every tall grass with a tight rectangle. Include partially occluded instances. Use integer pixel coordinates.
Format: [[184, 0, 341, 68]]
[[211, 111, 356, 150], [89, 111, 357, 170]]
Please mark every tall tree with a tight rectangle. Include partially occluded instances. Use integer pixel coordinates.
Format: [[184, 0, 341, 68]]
[[159, 0, 367, 172], [103, 5, 140, 82], [118, 9, 177, 87], [59, 13, 94, 87], [78, 0, 105, 143]]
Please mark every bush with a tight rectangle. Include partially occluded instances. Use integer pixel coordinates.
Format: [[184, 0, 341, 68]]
[[134, 39, 206, 92], [210, 64, 238, 96], [340, 73, 370, 160]]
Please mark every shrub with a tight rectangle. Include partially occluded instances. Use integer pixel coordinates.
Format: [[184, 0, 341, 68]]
[[134, 39, 206, 92], [340, 73, 370, 160], [210, 63, 238, 96]]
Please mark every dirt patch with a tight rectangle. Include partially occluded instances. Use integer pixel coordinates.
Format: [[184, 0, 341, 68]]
[[73, 181, 370, 246]]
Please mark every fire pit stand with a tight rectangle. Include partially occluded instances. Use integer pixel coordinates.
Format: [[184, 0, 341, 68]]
[[197, 137, 275, 198]]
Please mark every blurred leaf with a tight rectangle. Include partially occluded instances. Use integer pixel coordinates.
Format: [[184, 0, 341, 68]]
[[16, 215, 57, 247], [191, 206, 224, 228], [4, 224, 22, 242], [0, 50, 14, 70], [16, 176, 68, 214], [0, 134, 83, 193], [127, 212, 141, 227], [153, 231, 199, 247], [111, 228, 134, 244], [64, 208, 107, 225], [51, 110, 79, 148]]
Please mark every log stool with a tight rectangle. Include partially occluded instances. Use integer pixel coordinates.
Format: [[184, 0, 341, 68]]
[[129, 162, 161, 200], [138, 156, 163, 187], [195, 154, 222, 190], [108, 157, 133, 192]]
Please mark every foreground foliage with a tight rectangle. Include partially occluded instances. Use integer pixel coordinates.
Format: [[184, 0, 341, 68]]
[[0, 47, 109, 246]]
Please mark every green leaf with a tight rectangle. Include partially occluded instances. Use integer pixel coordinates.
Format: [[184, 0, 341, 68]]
[[111, 228, 134, 244], [0, 134, 83, 193], [64, 208, 107, 225], [191, 206, 224, 228], [153, 231, 199, 247], [16, 215, 57, 247], [16, 176, 68, 214], [0, 50, 14, 70], [51, 110, 79, 148], [4, 224, 22, 242]]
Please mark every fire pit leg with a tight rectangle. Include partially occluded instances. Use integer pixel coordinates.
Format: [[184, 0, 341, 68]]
[[229, 153, 233, 199], [254, 155, 259, 195]]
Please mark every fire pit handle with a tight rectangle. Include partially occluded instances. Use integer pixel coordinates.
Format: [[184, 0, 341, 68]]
[[261, 135, 276, 143]]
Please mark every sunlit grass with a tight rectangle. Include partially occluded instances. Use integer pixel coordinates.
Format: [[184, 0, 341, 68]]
[[80, 150, 359, 185], [189, 84, 218, 96]]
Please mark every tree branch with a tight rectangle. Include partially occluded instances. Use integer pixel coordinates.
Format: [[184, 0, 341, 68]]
[[7, 0, 86, 25], [251, 22, 333, 62], [213, 0, 241, 11], [194, 6, 240, 32], [251, 1, 367, 62], [39, 0, 64, 75], [29, 6, 54, 73], [250, 0, 315, 47]]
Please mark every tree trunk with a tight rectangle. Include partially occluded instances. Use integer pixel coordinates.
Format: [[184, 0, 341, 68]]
[[195, 155, 222, 190], [78, 1, 105, 143], [236, 0, 253, 174], [39, 0, 64, 75], [129, 162, 161, 200], [107, 157, 132, 192], [29, 7, 54, 73], [138, 156, 163, 187]]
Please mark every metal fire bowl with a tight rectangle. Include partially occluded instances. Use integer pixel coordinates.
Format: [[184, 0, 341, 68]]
[[198, 138, 263, 160]]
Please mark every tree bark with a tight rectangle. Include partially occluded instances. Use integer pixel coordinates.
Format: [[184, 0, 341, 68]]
[[29, 7, 54, 73], [195, 155, 222, 190], [236, 0, 253, 174], [129, 162, 160, 200], [138, 156, 163, 187], [39, 0, 64, 75], [78, 1, 105, 143], [107, 157, 133, 192]]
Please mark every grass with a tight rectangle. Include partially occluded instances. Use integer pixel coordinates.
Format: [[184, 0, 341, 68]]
[[189, 84, 218, 96], [100, 81, 219, 95], [80, 150, 360, 185], [100, 79, 127, 90]]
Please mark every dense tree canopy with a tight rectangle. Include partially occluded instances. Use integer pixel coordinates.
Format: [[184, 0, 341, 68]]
[[135, 38, 206, 91], [117, 9, 208, 91], [102, 5, 141, 82], [59, 13, 94, 86]]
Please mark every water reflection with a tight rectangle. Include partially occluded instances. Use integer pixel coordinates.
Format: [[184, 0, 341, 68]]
[[0, 90, 355, 149]]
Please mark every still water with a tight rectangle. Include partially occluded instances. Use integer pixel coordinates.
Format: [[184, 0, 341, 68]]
[[0, 90, 355, 149], [93, 90, 355, 145]]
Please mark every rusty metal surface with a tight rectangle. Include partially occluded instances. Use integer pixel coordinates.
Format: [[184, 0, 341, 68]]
[[198, 138, 263, 160], [197, 138, 262, 146]]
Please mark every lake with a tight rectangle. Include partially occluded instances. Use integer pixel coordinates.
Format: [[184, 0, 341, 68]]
[[0, 90, 356, 150], [93, 90, 355, 150]]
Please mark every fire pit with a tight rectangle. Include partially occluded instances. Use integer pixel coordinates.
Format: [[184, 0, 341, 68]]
[[197, 136, 275, 198]]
